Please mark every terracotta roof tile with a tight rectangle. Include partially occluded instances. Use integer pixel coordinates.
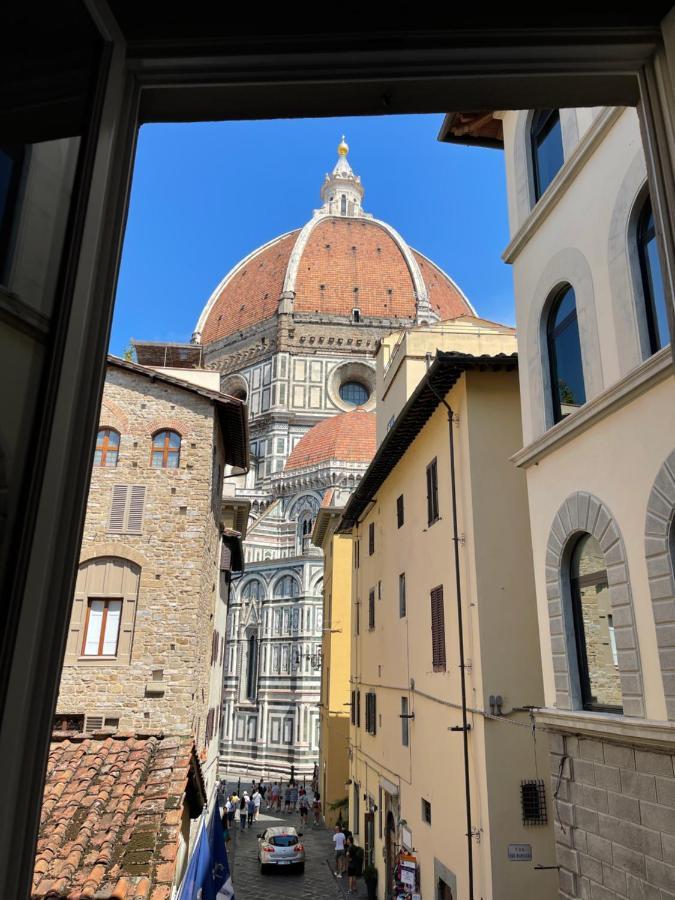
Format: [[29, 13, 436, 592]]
[[285, 409, 376, 471], [32, 733, 201, 899]]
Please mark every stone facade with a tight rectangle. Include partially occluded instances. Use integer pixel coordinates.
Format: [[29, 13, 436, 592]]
[[56, 360, 244, 787], [549, 731, 675, 900]]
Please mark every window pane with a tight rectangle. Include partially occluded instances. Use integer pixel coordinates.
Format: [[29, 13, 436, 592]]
[[532, 110, 564, 200], [107, 431, 120, 449], [84, 600, 104, 655], [339, 381, 369, 405], [168, 431, 181, 449], [151, 452, 164, 467], [548, 287, 586, 420], [571, 535, 622, 710], [93, 450, 102, 466], [639, 203, 670, 353], [166, 450, 179, 468], [102, 600, 121, 654]]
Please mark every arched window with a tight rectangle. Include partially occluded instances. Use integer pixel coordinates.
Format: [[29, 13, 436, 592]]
[[151, 430, 181, 468], [339, 381, 369, 406], [94, 428, 120, 467], [569, 534, 623, 712], [637, 196, 670, 354], [531, 109, 564, 201], [274, 575, 300, 598], [241, 579, 263, 603], [340, 195, 346, 215], [547, 285, 586, 423]]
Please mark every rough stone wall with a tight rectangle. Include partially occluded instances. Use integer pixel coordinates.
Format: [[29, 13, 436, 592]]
[[57, 367, 222, 747], [550, 731, 675, 899]]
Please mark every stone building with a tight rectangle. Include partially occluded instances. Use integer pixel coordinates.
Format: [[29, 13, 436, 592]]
[[55, 355, 248, 793], [441, 107, 675, 899], [135, 139, 474, 779]]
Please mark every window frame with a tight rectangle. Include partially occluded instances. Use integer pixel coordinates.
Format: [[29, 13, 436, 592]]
[[94, 428, 120, 467], [546, 284, 586, 424], [426, 458, 439, 525], [530, 108, 564, 202], [399, 572, 406, 618], [569, 536, 622, 714], [150, 429, 181, 468], [636, 194, 669, 355], [81, 597, 123, 657], [401, 696, 409, 747]]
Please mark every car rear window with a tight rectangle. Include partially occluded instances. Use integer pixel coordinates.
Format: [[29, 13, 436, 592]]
[[270, 834, 298, 846]]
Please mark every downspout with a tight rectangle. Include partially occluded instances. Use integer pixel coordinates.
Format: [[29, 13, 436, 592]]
[[426, 356, 474, 900]]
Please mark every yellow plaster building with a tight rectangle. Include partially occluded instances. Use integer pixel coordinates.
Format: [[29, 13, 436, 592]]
[[313, 491, 354, 825], [338, 322, 557, 900]]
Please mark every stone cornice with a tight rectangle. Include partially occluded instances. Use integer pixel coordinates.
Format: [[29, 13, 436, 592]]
[[535, 707, 675, 751]]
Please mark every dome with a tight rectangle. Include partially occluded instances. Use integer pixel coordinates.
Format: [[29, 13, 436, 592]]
[[194, 143, 474, 344], [285, 409, 376, 472]]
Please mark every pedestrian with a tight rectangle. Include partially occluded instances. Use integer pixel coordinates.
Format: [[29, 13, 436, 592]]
[[298, 793, 309, 826], [239, 792, 248, 831], [252, 787, 262, 821], [290, 783, 298, 811], [284, 784, 291, 813], [221, 803, 231, 846], [227, 795, 236, 829], [247, 795, 256, 827], [269, 782, 279, 811], [312, 792, 322, 826], [345, 837, 363, 894], [259, 782, 267, 801], [333, 824, 346, 878]]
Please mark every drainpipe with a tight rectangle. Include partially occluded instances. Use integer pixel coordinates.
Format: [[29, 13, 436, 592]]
[[426, 358, 474, 900]]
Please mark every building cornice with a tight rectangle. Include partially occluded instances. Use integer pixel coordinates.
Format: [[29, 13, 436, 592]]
[[535, 707, 675, 752], [502, 106, 623, 264], [511, 347, 672, 469]]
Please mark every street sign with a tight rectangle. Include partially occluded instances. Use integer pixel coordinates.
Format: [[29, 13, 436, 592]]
[[508, 844, 532, 861]]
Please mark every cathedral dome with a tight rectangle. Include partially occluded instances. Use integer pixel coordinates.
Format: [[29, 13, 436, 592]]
[[194, 142, 474, 345], [285, 409, 376, 472]]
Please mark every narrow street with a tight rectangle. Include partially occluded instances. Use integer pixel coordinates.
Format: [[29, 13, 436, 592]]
[[225, 805, 345, 900]]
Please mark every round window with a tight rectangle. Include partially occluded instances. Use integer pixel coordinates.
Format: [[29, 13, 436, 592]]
[[339, 381, 369, 406]]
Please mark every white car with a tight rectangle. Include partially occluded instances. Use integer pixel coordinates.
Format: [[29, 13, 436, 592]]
[[257, 826, 305, 873]]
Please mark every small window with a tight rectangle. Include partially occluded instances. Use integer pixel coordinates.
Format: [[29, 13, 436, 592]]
[[570, 533, 623, 712], [355, 599, 360, 636], [365, 692, 377, 734], [340, 381, 369, 406], [82, 599, 122, 656], [369, 522, 375, 556], [352, 308, 361, 323], [341, 195, 347, 215], [108, 484, 146, 534], [351, 689, 357, 726], [430, 585, 446, 672], [521, 780, 547, 826], [547, 285, 586, 423], [421, 798, 432, 825], [401, 696, 410, 747], [637, 196, 670, 354], [151, 430, 181, 468], [399, 573, 406, 618], [531, 109, 564, 201], [94, 428, 120, 467], [426, 458, 439, 525], [354, 539, 360, 570], [396, 494, 404, 528], [368, 588, 375, 630]]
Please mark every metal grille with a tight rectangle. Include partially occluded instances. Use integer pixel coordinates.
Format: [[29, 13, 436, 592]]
[[521, 779, 547, 825]]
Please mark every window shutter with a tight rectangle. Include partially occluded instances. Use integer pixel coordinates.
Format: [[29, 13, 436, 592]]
[[430, 585, 446, 671], [426, 464, 432, 523], [372, 693, 377, 735], [127, 485, 146, 533], [109, 485, 128, 532], [368, 589, 375, 630], [351, 690, 356, 726], [356, 689, 361, 727]]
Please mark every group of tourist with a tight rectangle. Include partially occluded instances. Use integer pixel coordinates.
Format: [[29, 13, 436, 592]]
[[218, 778, 323, 841]]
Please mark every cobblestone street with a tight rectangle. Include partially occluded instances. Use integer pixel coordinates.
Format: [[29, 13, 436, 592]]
[[225, 806, 344, 900]]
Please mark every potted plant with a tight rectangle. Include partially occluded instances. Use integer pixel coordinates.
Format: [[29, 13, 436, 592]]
[[363, 863, 378, 900]]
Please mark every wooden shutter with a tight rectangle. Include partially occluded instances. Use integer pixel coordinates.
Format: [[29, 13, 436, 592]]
[[368, 522, 374, 555], [397, 494, 404, 528], [127, 485, 146, 533], [430, 585, 446, 671], [368, 589, 375, 630], [351, 690, 356, 725], [109, 485, 128, 532], [356, 689, 361, 727]]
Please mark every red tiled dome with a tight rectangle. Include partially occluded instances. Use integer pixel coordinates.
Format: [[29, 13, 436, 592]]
[[285, 409, 376, 471], [197, 219, 472, 344]]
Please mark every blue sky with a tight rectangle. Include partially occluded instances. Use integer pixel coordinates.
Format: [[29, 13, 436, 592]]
[[111, 114, 514, 356]]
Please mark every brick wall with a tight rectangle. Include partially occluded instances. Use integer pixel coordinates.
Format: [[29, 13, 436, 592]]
[[57, 367, 223, 751], [550, 732, 675, 899]]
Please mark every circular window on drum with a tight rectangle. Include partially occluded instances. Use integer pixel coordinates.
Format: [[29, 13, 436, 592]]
[[339, 381, 369, 406]]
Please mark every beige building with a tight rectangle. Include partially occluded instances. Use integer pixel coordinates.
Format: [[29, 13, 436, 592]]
[[312, 488, 355, 826], [338, 321, 556, 900], [441, 107, 675, 899], [55, 355, 248, 793]]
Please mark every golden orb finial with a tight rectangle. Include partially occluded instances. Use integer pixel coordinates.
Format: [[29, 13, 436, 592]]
[[338, 136, 349, 157]]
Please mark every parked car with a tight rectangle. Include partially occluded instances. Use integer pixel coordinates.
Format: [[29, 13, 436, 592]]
[[257, 826, 305, 873]]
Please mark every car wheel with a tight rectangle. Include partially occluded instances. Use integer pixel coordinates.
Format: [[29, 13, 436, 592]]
[[296, 863, 305, 874]]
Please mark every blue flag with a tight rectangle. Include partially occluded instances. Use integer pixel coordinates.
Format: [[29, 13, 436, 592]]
[[176, 801, 235, 900]]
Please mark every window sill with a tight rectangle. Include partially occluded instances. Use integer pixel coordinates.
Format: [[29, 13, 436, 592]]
[[503, 107, 622, 264], [534, 707, 675, 751], [512, 346, 672, 469]]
